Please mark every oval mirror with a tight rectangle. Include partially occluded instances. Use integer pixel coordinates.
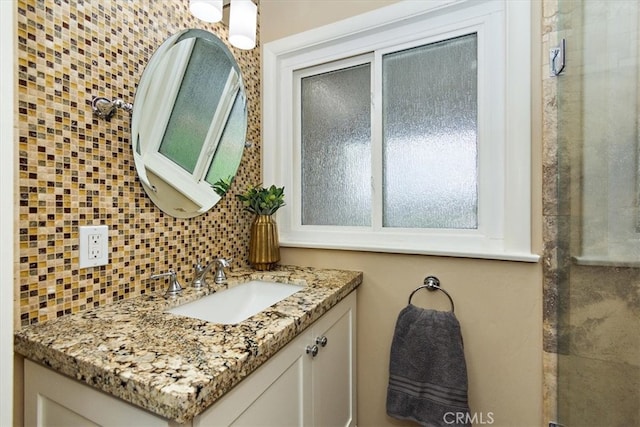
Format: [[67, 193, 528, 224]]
[[131, 29, 247, 218]]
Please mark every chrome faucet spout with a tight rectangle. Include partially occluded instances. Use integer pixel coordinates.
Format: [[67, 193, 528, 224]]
[[192, 260, 215, 290]]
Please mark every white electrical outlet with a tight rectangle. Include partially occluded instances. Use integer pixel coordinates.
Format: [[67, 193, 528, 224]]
[[79, 225, 109, 268]]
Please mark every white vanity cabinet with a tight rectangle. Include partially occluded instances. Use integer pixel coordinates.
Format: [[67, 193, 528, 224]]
[[24, 290, 357, 427], [196, 289, 357, 427]]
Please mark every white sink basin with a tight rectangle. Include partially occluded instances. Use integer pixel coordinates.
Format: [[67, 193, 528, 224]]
[[167, 280, 304, 324]]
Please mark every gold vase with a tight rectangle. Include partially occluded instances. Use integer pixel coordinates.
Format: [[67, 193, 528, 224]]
[[249, 214, 280, 271]]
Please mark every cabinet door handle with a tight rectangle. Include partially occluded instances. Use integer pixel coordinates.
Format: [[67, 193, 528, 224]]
[[315, 336, 328, 347], [306, 345, 319, 357]]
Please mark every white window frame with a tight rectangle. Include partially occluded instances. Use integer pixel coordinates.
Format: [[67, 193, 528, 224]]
[[263, 0, 539, 262]]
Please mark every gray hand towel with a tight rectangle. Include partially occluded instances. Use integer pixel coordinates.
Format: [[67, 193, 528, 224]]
[[386, 305, 471, 427]]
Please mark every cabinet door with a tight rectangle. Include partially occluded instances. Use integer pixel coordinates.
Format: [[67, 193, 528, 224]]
[[310, 291, 357, 427], [24, 360, 172, 427], [196, 330, 311, 427]]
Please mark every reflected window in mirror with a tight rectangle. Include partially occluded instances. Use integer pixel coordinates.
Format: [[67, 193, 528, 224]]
[[159, 38, 238, 174]]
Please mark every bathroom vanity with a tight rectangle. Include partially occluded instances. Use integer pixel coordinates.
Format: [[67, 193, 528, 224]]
[[15, 266, 361, 426]]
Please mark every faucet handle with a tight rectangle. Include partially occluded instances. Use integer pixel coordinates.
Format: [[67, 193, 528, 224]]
[[214, 258, 232, 284], [216, 257, 231, 267], [151, 269, 183, 297]]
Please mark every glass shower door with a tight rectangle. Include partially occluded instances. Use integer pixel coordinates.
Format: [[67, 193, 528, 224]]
[[556, 1, 640, 425]]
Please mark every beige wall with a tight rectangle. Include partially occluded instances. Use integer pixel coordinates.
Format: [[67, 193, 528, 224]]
[[261, 2, 544, 426], [261, 0, 399, 42], [282, 250, 543, 427]]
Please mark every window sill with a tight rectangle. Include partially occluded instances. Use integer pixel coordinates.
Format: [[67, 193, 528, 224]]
[[280, 239, 540, 263]]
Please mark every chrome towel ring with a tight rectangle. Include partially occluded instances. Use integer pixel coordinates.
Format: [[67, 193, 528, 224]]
[[408, 276, 455, 313]]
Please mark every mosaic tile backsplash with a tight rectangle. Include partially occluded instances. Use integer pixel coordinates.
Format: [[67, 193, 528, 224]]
[[16, 0, 261, 327]]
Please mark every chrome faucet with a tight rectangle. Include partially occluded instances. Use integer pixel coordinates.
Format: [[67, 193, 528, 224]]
[[150, 269, 183, 297], [214, 258, 231, 285], [192, 260, 215, 290]]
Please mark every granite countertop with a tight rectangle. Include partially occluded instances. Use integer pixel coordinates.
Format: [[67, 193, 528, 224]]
[[14, 265, 362, 423]]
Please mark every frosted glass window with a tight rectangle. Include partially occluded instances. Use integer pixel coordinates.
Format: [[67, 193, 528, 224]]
[[265, 0, 536, 260], [159, 38, 233, 173], [300, 64, 371, 226], [382, 34, 478, 228]]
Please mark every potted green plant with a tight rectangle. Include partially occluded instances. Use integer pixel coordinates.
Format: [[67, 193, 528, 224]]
[[236, 185, 285, 270], [236, 184, 285, 215]]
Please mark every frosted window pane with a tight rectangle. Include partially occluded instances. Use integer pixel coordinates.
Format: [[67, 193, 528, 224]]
[[159, 38, 233, 173], [382, 34, 478, 229], [301, 65, 371, 226]]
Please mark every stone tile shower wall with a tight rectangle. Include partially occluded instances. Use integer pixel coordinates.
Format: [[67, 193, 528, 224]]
[[16, 0, 261, 327]]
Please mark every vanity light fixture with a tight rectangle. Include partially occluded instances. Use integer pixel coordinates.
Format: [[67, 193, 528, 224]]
[[229, 0, 257, 50], [189, 0, 257, 50]]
